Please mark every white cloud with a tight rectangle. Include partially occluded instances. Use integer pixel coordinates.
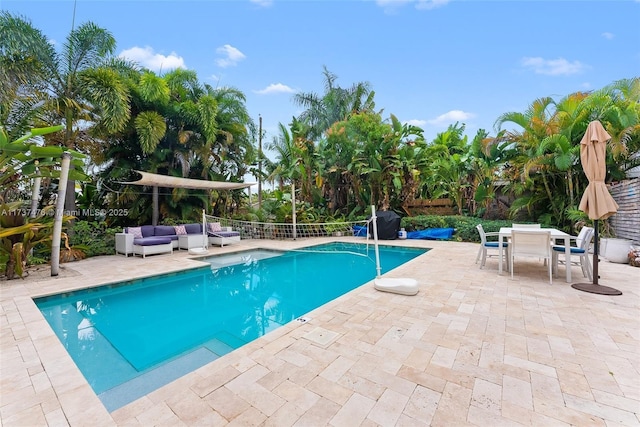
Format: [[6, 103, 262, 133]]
[[215, 44, 246, 68], [119, 46, 186, 72], [415, 0, 450, 10], [601, 32, 614, 40], [405, 119, 427, 127], [254, 83, 296, 95], [521, 57, 587, 76], [375, 0, 449, 11], [250, 0, 273, 6], [376, 0, 413, 6], [428, 110, 475, 126]]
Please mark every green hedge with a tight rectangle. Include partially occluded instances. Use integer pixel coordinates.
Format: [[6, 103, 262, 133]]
[[400, 215, 512, 243]]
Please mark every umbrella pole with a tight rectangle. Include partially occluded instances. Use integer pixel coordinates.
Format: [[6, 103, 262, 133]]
[[571, 219, 622, 296], [593, 220, 599, 285]]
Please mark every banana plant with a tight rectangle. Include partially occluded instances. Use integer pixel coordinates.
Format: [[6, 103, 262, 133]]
[[1, 125, 85, 278], [1, 125, 87, 192]]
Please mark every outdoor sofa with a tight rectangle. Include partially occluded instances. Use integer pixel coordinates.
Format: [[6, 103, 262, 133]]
[[115, 222, 240, 257]]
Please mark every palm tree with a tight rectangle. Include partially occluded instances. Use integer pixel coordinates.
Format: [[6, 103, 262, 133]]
[[266, 121, 298, 190], [495, 97, 560, 220], [0, 12, 131, 214], [0, 12, 56, 139], [293, 66, 376, 141], [348, 112, 402, 210], [266, 117, 318, 204], [421, 123, 471, 208], [99, 68, 212, 223], [322, 119, 360, 211], [387, 114, 428, 212], [581, 78, 640, 180], [469, 129, 517, 217], [321, 111, 425, 213], [99, 68, 256, 223], [546, 91, 591, 206], [494, 83, 639, 228], [204, 85, 255, 183]]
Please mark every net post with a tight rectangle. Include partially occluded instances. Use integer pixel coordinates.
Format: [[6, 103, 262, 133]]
[[202, 209, 207, 249], [292, 183, 297, 240], [371, 205, 382, 278]]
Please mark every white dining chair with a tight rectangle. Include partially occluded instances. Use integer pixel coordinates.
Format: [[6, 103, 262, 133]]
[[552, 226, 594, 281], [475, 224, 509, 271], [510, 229, 553, 284], [512, 223, 545, 263]]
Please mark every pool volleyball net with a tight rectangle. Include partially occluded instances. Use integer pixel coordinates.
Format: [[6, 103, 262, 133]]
[[203, 214, 369, 241]]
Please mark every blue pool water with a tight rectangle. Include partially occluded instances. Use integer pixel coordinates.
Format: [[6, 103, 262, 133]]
[[35, 242, 426, 410]]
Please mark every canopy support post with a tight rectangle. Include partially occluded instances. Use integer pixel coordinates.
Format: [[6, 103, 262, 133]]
[[152, 185, 159, 226]]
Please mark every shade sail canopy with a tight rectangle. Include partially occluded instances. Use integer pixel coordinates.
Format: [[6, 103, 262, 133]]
[[122, 171, 256, 191], [578, 121, 619, 220]]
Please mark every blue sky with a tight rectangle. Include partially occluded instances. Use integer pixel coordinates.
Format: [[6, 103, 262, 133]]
[[3, 0, 639, 145]]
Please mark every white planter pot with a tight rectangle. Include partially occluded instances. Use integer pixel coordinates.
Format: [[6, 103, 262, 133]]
[[601, 238, 632, 264]]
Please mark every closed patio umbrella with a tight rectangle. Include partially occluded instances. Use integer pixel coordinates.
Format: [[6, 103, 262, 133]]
[[572, 120, 622, 295]]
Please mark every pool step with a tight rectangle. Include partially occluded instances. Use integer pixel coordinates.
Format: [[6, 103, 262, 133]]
[[201, 249, 283, 269], [98, 346, 219, 412]]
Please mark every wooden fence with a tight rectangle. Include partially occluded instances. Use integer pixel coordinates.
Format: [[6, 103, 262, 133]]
[[608, 178, 640, 245], [403, 198, 456, 216]]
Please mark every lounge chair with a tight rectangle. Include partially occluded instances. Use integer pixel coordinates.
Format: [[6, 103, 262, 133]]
[[207, 225, 241, 247]]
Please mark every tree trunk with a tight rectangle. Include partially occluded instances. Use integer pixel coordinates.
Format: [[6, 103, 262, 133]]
[[5, 258, 15, 280]]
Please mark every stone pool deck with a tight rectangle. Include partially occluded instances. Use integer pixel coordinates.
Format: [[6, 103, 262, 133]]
[[1, 237, 639, 426]]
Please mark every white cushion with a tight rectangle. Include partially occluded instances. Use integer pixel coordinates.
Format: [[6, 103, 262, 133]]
[[208, 222, 222, 232], [128, 227, 142, 238]]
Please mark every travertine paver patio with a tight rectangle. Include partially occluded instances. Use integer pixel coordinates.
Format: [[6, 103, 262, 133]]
[[1, 237, 639, 426]]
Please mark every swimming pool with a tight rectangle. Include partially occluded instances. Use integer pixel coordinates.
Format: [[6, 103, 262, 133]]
[[35, 242, 427, 411]]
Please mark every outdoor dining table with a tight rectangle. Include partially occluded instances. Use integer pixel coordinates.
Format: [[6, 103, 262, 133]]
[[498, 227, 573, 283]]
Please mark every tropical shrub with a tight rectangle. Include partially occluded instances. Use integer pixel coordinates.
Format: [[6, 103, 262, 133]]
[[0, 204, 66, 279], [69, 220, 120, 257]]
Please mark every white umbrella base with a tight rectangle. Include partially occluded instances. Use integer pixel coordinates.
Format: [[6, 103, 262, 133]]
[[188, 247, 208, 255], [374, 278, 419, 295]]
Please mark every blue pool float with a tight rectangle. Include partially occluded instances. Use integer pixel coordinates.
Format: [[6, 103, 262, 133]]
[[406, 228, 455, 240]]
